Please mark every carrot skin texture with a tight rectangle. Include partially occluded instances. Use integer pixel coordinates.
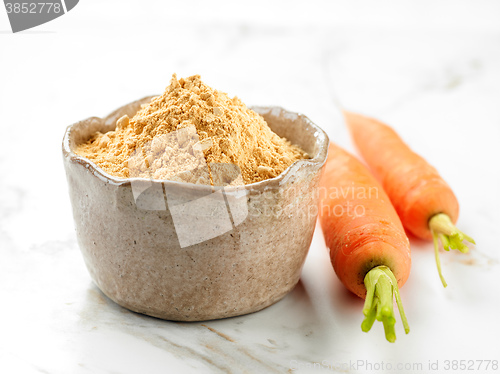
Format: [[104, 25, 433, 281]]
[[344, 112, 459, 240], [318, 143, 411, 299]]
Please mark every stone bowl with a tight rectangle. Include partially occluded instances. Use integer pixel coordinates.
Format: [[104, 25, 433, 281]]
[[62, 97, 329, 321]]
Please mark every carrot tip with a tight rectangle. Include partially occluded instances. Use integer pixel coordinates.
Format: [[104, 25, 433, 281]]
[[429, 214, 476, 287], [361, 266, 410, 343]]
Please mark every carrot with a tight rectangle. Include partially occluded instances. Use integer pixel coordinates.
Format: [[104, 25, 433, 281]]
[[345, 112, 475, 287], [319, 143, 411, 342]]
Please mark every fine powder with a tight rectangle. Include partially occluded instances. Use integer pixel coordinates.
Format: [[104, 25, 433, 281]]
[[75, 74, 307, 185]]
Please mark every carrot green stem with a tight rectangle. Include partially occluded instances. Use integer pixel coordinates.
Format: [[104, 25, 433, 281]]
[[361, 265, 410, 343], [432, 233, 447, 287], [429, 213, 475, 288]]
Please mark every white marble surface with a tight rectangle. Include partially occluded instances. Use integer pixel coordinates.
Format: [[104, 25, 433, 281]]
[[1, 1, 500, 373]]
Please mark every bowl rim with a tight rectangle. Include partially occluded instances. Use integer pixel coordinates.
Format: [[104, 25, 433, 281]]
[[62, 99, 329, 192]]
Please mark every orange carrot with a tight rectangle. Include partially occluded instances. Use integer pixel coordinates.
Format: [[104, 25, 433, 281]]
[[345, 112, 475, 287], [319, 143, 411, 342]]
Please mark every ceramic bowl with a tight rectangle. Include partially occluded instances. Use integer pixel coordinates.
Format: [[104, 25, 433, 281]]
[[62, 97, 329, 321]]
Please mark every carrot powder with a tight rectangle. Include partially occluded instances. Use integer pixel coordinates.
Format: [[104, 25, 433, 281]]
[[319, 143, 411, 342], [345, 112, 475, 287]]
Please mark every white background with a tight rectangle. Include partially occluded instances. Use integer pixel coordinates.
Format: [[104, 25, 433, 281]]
[[1, 1, 500, 373]]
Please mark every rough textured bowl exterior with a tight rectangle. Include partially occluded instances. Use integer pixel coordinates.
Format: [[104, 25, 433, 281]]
[[62, 98, 329, 321]]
